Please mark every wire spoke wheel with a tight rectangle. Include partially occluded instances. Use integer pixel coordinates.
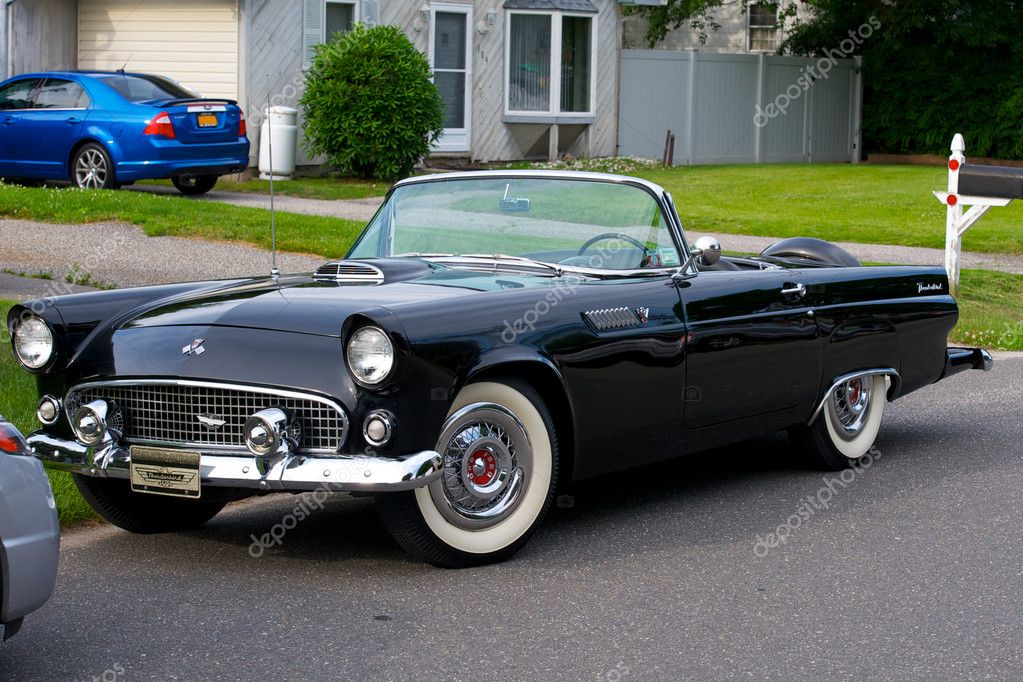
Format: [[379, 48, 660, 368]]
[[429, 404, 533, 531], [828, 377, 872, 441], [376, 380, 558, 567], [793, 374, 887, 470]]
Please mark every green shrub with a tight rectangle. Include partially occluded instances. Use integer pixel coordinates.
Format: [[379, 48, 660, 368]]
[[301, 24, 445, 180]]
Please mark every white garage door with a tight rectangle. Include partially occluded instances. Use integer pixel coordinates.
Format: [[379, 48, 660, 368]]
[[78, 0, 239, 100]]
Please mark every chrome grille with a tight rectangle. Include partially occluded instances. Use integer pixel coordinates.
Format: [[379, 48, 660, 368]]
[[65, 381, 348, 454], [314, 261, 384, 284]]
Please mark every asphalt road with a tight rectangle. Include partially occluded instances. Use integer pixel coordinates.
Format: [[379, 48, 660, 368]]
[[2, 356, 1020, 681]]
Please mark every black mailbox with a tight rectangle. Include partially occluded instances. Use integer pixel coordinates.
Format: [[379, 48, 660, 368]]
[[957, 164, 1023, 200]]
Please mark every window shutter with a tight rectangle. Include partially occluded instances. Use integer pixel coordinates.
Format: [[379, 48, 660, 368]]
[[362, 0, 380, 27], [302, 0, 323, 68]]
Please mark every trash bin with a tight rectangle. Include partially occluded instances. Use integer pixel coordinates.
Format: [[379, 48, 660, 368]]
[[258, 106, 298, 180]]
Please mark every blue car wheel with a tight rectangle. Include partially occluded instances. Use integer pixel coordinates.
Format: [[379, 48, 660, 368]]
[[71, 143, 119, 190], [171, 173, 218, 196]]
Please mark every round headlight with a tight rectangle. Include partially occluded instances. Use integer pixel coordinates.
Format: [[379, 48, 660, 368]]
[[346, 326, 394, 386], [13, 316, 54, 370]]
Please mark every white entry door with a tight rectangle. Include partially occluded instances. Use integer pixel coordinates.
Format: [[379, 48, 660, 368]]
[[430, 5, 472, 153]]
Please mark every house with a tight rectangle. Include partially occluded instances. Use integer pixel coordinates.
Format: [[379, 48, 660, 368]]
[[622, 2, 809, 54], [1, 0, 626, 164]]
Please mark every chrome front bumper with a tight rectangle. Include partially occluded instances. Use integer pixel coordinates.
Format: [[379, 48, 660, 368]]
[[27, 432, 443, 493]]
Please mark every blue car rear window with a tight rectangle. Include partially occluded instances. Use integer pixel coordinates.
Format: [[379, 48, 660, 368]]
[[97, 74, 197, 102]]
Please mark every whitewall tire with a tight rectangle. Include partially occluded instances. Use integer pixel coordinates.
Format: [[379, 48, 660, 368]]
[[793, 374, 887, 470], [376, 380, 559, 568]]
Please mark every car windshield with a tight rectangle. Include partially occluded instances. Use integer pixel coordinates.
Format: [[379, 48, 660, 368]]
[[97, 74, 198, 102], [348, 176, 682, 271]]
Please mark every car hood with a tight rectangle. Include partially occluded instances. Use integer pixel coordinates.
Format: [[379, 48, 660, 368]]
[[121, 264, 561, 337]]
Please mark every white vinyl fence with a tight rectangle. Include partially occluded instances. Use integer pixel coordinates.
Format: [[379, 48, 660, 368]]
[[618, 50, 863, 165]]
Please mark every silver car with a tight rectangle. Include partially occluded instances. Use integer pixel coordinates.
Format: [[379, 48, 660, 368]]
[[0, 414, 59, 641]]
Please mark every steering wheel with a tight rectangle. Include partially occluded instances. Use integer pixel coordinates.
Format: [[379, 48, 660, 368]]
[[577, 232, 649, 257]]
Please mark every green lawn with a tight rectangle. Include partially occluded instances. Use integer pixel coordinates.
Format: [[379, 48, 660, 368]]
[[0, 183, 365, 259], [954, 269, 1023, 349], [640, 164, 1023, 255], [509, 160, 1023, 255], [1, 302, 95, 525], [138, 175, 389, 201]]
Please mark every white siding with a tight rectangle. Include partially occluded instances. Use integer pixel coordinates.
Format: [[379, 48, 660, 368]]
[[78, 0, 239, 100]]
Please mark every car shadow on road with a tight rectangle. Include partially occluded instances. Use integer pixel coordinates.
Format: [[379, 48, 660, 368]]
[[172, 432, 828, 565], [99, 406, 1000, 570]]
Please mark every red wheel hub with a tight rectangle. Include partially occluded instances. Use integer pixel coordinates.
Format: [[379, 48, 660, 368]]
[[467, 448, 498, 487], [848, 380, 861, 404]]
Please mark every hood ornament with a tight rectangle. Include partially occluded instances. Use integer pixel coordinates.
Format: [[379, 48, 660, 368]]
[[182, 338, 206, 356]]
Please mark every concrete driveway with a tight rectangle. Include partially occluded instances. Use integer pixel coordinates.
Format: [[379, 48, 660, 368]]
[[0, 356, 1019, 680], [0, 219, 322, 291]]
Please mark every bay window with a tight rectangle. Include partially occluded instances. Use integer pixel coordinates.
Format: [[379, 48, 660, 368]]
[[505, 5, 597, 118]]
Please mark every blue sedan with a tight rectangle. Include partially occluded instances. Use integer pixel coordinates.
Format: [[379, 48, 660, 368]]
[[0, 71, 249, 195]]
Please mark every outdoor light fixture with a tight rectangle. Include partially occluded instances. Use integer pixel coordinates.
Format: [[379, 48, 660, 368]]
[[478, 8, 497, 34], [412, 3, 430, 32]]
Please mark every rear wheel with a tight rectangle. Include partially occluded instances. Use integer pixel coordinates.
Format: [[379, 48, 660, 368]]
[[172, 174, 218, 196], [72, 143, 119, 190], [791, 374, 886, 470], [73, 475, 227, 533], [376, 380, 558, 568]]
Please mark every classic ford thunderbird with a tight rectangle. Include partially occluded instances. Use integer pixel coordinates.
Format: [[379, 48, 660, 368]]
[[8, 171, 991, 567]]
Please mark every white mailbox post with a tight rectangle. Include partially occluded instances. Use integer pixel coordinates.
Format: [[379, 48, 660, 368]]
[[933, 134, 1013, 297]]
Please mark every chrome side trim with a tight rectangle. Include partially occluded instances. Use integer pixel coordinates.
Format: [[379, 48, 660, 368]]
[[64, 378, 349, 454], [807, 368, 900, 426], [26, 432, 442, 493], [584, 307, 642, 331]]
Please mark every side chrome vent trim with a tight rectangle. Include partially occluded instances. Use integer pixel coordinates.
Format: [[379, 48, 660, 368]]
[[314, 261, 385, 285], [584, 307, 641, 331]]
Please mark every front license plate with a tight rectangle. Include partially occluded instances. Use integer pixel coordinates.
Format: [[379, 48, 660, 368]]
[[196, 113, 218, 128], [130, 446, 201, 498]]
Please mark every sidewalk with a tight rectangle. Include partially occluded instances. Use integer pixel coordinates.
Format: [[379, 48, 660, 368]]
[[0, 219, 323, 296], [127, 185, 1023, 274]]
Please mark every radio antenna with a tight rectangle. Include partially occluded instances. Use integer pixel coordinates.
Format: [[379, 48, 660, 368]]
[[266, 74, 279, 280]]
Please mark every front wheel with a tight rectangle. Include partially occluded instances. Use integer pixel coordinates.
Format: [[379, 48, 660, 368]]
[[73, 475, 227, 533], [791, 374, 887, 470], [376, 380, 559, 568], [172, 174, 218, 195], [72, 143, 119, 190]]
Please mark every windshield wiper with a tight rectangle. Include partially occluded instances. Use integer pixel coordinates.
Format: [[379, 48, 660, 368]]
[[448, 254, 565, 277]]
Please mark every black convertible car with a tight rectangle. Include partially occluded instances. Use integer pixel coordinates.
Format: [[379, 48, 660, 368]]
[[9, 171, 991, 567]]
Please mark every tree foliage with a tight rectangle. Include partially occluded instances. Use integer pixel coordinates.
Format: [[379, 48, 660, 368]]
[[300, 25, 445, 180], [782, 1, 1023, 159], [627, 0, 731, 47]]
